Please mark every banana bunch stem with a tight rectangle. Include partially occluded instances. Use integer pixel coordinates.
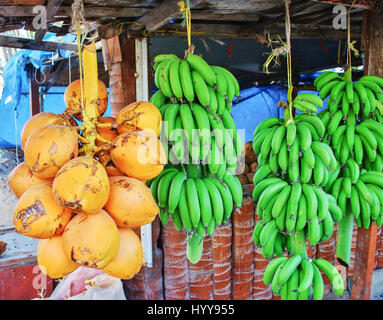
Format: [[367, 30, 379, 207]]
[[290, 230, 308, 260], [80, 41, 99, 158]]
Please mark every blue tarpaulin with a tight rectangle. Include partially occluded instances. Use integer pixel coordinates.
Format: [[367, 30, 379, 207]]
[[231, 86, 286, 145], [231, 87, 329, 145]]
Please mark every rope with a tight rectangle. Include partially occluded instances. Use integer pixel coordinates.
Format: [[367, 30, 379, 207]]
[[70, 0, 90, 33], [178, 0, 193, 54], [76, 24, 85, 116], [284, 0, 294, 123], [346, 0, 358, 67], [34, 68, 46, 85]]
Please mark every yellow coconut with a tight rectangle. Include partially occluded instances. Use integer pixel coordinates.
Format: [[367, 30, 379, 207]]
[[62, 209, 120, 269], [116, 101, 162, 137], [37, 235, 79, 279], [52, 156, 110, 214], [102, 228, 143, 279], [7, 162, 52, 198], [20, 112, 70, 151], [24, 124, 78, 180], [13, 182, 72, 239], [110, 130, 166, 181], [104, 176, 159, 228], [64, 79, 108, 121]]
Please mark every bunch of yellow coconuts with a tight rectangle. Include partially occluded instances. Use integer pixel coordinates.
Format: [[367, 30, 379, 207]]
[[7, 79, 166, 280]]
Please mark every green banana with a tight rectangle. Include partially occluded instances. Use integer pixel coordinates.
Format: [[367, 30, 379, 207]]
[[179, 60, 195, 102], [186, 53, 216, 87], [313, 259, 344, 296], [203, 178, 224, 226]]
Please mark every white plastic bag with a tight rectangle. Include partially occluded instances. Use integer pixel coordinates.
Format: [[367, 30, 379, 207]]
[[49, 267, 126, 300]]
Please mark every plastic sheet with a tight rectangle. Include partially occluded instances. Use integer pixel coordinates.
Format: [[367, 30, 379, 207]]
[[0, 33, 77, 148]]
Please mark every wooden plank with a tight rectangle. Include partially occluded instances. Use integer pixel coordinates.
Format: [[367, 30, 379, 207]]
[[351, 5, 383, 300], [0, 35, 77, 51], [351, 224, 378, 299], [190, 10, 259, 22], [0, 5, 148, 17], [0, 265, 53, 300], [0, 229, 39, 269], [28, 65, 40, 116], [35, 0, 62, 44], [102, 32, 136, 117], [129, 0, 203, 31], [131, 20, 361, 40], [310, 0, 376, 10]]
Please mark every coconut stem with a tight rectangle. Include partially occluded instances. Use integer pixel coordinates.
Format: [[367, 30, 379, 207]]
[[80, 41, 100, 157]]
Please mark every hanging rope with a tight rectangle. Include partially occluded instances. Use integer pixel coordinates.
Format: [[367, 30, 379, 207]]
[[346, 0, 359, 68], [284, 0, 294, 123], [178, 0, 194, 55], [70, 0, 91, 33]]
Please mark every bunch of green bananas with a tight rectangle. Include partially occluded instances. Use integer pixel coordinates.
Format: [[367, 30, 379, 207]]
[[320, 112, 383, 170], [150, 52, 244, 265], [251, 95, 346, 299], [157, 102, 242, 175], [314, 71, 383, 230], [148, 165, 243, 262], [315, 72, 383, 119], [253, 180, 342, 255], [263, 255, 344, 300], [151, 53, 240, 113], [252, 113, 337, 187], [327, 168, 383, 229]]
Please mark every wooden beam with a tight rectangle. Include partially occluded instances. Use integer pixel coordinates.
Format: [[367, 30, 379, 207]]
[[35, 0, 62, 44], [129, 20, 361, 40], [351, 5, 383, 300], [190, 10, 259, 22], [129, 0, 203, 31], [309, 0, 376, 10], [102, 33, 136, 117], [27, 65, 40, 116], [0, 35, 77, 52], [0, 5, 148, 18]]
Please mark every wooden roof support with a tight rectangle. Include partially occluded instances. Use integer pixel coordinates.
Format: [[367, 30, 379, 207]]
[[0, 35, 77, 52], [129, 0, 203, 32], [351, 6, 383, 300], [0, 5, 148, 18], [310, 0, 376, 10]]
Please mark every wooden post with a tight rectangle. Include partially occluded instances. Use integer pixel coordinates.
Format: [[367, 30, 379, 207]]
[[351, 5, 383, 300], [101, 32, 136, 117], [27, 64, 40, 116]]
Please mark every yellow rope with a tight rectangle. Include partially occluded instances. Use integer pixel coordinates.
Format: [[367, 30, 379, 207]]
[[347, 0, 358, 67], [178, 0, 192, 53], [76, 24, 85, 115], [284, 0, 294, 123]]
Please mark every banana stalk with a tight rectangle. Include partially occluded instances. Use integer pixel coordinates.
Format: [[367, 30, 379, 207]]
[[290, 230, 308, 260], [336, 210, 353, 266], [81, 42, 100, 157]]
